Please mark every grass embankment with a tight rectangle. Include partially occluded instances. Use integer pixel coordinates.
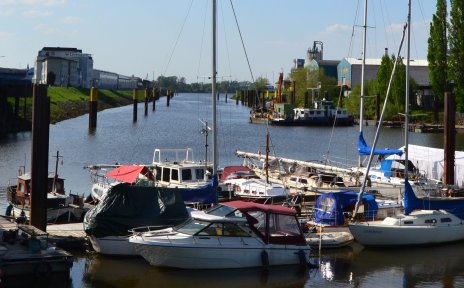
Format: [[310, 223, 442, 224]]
[[48, 87, 134, 123]]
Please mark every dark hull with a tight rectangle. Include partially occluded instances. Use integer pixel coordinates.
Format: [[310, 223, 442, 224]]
[[270, 117, 354, 127]]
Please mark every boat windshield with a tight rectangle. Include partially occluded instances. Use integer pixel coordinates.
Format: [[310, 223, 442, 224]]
[[205, 204, 242, 218], [174, 219, 210, 235]]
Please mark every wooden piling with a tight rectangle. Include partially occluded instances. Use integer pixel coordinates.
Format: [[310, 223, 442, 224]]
[[444, 91, 455, 185], [30, 84, 49, 232], [167, 89, 171, 107], [225, 92, 228, 103], [89, 87, 98, 129], [133, 89, 138, 122], [152, 87, 157, 111], [144, 88, 148, 116]]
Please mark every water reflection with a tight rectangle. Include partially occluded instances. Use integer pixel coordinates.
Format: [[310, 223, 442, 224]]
[[310, 242, 464, 287], [83, 255, 309, 288]]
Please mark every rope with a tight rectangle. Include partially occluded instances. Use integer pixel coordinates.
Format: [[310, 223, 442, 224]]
[[229, 0, 254, 84], [163, 0, 194, 76]]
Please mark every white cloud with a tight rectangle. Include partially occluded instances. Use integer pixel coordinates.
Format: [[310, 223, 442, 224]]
[[22, 9, 53, 17], [325, 24, 350, 34], [33, 23, 58, 35], [60, 16, 80, 24], [388, 23, 407, 32], [0, 8, 14, 15]]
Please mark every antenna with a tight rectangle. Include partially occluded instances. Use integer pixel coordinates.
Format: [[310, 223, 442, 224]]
[[199, 119, 211, 166]]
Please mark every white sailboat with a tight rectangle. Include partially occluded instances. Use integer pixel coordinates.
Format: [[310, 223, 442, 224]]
[[348, 0, 464, 247]]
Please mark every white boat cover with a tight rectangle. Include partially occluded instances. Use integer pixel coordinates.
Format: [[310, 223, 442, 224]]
[[386, 144, 464, 187]]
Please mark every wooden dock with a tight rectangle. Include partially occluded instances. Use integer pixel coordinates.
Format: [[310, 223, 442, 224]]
[[0, 217, 74, 283], [46, 222, 88, 250]]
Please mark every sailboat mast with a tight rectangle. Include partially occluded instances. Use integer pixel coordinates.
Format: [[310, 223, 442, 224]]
[[404, 0, 411, 180], [212, 0, 218, 174], [359, 0, 368, 167]]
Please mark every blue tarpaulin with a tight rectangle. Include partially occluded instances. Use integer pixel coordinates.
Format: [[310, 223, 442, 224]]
[[314, 191, 378, 226]]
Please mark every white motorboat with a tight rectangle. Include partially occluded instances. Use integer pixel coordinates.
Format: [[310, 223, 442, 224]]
[[129, 201, 311, 269]]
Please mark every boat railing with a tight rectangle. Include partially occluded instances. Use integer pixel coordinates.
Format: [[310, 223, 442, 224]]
[[153, 148, 208, 165], [129, 225, 172, 234]]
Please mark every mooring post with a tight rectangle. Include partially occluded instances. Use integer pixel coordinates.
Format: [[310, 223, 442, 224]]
[[167, 89, 171, 107], [89, 87, 98, 130], [225, 92, 228, 103], [444, 91, 455, 186], [152, 87, 157, 111], [30, 84, 49, 232], [144, 88, 148, 116], [133, 89, 138, 122]]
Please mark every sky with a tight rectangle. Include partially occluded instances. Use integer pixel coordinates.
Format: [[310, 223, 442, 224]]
[[0, 0, 439, 84]]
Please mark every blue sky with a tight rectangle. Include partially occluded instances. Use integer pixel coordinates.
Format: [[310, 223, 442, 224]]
[[0, 0, 438, 83]]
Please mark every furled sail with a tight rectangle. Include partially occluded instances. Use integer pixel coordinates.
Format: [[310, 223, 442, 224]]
[[358, 132, 403, 156]]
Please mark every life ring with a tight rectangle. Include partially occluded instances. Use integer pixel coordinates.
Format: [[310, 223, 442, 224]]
[[34, 262, 52, 279]]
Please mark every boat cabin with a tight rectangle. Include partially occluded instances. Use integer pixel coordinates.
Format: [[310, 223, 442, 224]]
[[152, 148, 212, 186], [7, 172, 66, 207], [203, 201, 307, 245]]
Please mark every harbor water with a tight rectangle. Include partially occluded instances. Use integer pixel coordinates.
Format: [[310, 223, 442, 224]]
[[1, 93, 464, 287]]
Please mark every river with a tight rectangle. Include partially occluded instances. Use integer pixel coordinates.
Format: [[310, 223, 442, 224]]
[[1, 93, 464, 287]]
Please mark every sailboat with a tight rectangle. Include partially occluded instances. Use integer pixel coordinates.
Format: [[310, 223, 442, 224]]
[[348, 0, 464, 247], [129, 0, 312, 268]]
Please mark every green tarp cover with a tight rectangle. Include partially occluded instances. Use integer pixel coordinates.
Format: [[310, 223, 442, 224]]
[[83, 183, 189, 238]]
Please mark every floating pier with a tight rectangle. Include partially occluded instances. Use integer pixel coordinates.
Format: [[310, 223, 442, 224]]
[[0, 217, 73, 283]]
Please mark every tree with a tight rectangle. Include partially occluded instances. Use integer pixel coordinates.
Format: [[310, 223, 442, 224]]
[[449, 0, 464, 112], [427, 0, 448, 122]]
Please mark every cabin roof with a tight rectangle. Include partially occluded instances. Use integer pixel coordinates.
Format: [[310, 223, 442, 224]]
[[223, 201, 296, 215]]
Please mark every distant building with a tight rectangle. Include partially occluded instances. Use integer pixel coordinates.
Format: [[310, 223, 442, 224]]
[[337, 57, 432, 109], [33, 47, 93, 88], [0, 67, 34, 85]]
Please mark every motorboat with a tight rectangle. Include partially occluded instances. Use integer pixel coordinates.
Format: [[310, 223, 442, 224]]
[[129, 201, 311, 269], [6, 153, 88, 224], [83, 182, 192, 256], [88, 164, 155, 203]]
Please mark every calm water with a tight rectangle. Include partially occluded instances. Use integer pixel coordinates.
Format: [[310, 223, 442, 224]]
[[1, 93, 464, 287]]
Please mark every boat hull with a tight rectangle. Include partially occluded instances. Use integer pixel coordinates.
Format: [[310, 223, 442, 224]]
[[131, 236, 310, 269], [348, 222, 464, 246], [88, 235, 137, 256]]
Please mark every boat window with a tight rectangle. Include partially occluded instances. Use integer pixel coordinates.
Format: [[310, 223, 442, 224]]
[[268, 213, 301, 236], [162, 168, 170, 182], [171, 169, 179, 181], [175, 219, 209, 235], [206, 205, 237, 217], [223, 223, 251, 237], [424, 219, 437, 224], [195, 169, 205, 180], [403, 220, 414, 224], [248, 211, 266, 234], [155, 167, 161, 181], [18, 183, 25, 192], [440, 218, 452, 223], [181, 169, 192, 181], [299, 179, 308, 184], [289, 177, 297, 182]]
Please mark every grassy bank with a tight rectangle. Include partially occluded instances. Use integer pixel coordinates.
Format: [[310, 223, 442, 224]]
[[48, 87, 135, 123]]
